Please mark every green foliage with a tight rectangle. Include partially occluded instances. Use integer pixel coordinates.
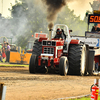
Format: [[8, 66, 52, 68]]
[[69, 96, 100, 100], [83, 10, 92, 23], [9, 0, 88, 48], [56, 5, 87, 36], [10, 0, 48, 48]]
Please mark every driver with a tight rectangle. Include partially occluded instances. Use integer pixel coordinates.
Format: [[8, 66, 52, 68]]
[[54, 28, 65, 40]]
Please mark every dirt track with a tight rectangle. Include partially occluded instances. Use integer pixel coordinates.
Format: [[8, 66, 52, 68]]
[[0, 66, 99, 100]]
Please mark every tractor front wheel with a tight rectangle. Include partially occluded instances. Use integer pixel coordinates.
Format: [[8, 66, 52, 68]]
[[59, 56, 69, 76], [29, 54, 38, 73]]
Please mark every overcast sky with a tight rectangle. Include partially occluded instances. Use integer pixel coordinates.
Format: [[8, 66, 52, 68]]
[[68, 0, 94, 19], [0, 0, 15, 17], [0, 0, 94, 19]]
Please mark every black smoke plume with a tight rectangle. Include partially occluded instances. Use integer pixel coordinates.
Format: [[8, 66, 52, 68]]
[[41, 0, 66, 29], [48, 22, 54, 30]]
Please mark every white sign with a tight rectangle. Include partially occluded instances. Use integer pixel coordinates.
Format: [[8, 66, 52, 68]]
[[70, 37, 100, 47]]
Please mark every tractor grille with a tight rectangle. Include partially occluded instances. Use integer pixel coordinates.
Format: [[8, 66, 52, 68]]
[[44, 47, 54, 54], [42, 41, 56, 46]]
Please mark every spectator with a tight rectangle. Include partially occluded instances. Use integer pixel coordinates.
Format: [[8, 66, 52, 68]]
[[3, 41, 6, 43], [1, 44, 6, 62], [0, 44, 2, 61], [3, 41, 6, 48], [6, 43, 10, 62], [3, 41, 7, 57], [91, 23, 100, 32]]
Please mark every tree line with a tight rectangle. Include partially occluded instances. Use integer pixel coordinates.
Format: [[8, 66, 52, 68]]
[[0, 0, 88, 48]]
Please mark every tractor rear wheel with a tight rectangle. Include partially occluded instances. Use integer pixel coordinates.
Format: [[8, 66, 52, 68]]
[[32, 39, 42, 56], [29, 54, 38, 73], [68, 44, 86, 75], [59, 56, 69, 76]]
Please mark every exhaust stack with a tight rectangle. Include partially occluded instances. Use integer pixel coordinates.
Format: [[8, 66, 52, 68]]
[[49, 29, 52, 40]]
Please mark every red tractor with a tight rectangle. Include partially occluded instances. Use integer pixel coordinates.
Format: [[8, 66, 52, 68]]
[[29, 24, 88, 76]]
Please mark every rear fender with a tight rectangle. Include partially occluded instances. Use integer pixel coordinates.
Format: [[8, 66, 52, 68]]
[[70, 39, 80, 44], [39, 37, 48, 42]]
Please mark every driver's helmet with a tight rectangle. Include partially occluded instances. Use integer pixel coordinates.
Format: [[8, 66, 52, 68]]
[[56, 28, 62, 35]]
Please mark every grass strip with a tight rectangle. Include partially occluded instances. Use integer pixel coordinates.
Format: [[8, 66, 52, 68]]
[[70, 96, 100, 100], [0, 62, 29, 67]]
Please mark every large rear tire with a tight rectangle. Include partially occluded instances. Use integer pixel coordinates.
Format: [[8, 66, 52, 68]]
[[32, 39, 42, 56], [68, 44, 86, 75], [29, 54, 38, 73], [59, 56, 69, 76]]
